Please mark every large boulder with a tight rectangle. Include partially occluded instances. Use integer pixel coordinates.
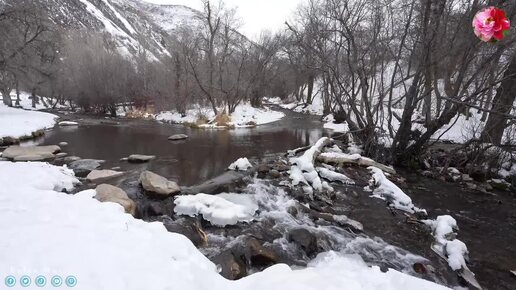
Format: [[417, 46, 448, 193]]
[[86, 170, 124, 183], [95, 184, 136, 216], [168, 134, 189, 141], [69, 159, 104, 177], [128, 154, 156, 163], [139, 171, 180, 196], [2, 145, 60, 160]]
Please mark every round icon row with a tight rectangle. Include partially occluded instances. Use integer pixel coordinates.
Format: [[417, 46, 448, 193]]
[[5, 275, 77, 287]]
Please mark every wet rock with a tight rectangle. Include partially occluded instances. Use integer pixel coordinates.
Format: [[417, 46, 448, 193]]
[[287, 228, 318, 257], [14, 153, 55, 162], [86, 170, 124, 183], [257, 164, 269, 178], [95, 184, 136, 216], [488, 179, 511, 191], [128, 154, 156, 163], [140, 171, 180, 196], [268, 170, 281, 179], [56, 152, 68, 158], [211, 250, 247, 280], [168, 134, 189, 141], [69, 159, 104, 177], [413, 262, 427, 274], [462, 174, 474, 182], [246, 237, 278, 267], [147, 202, 165, 216], [182, 171, 246, 195], [63, 156, 81, 163], [59, 142, 68, 147], [2, 145, 60, 160], [272, 162, 290, 172], [164, 217, 208, 247]]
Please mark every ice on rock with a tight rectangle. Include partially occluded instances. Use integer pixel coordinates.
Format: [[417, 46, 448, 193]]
[[228, 157, 253, 171], [174, 193, 258, 227]]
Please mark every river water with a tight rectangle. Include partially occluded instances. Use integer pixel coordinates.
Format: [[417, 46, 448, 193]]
[[31, 108, 516, 290]]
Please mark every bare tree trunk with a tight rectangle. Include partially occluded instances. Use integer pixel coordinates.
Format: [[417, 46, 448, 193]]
[[15, 80, 20, 106], [1, 90, 12, 106], [480, 55, 516, 145], [306, 73, 314, 104]]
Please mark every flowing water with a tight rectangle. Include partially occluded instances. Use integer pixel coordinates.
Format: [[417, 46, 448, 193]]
[[27, 108, 516, 290]]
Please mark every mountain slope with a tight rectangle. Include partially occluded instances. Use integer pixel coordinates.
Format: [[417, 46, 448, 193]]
[[36, 0, 203, 59]]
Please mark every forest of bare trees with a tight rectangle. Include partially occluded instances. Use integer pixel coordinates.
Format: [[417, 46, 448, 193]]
[[1, 0, 515, 166]]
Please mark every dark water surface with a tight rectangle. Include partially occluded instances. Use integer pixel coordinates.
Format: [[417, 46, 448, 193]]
[[39, 109, 326, 186]]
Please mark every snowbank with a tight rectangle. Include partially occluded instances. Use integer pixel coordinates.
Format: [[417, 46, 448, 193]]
[[323, 114, 348, 133], [367, 167, 426, 214], [156, 103, 284, 128], [0, 105, 57, 139], [228, 157, 253, 171], [0, 161, 452, 290], [174, 193, 258, 226]]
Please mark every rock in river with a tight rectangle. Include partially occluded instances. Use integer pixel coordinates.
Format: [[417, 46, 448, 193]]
[[168, 134, 189, 141], [287, 228, 319, 257], [2, 145, 61, 161], [128, 154, 156, 163], [86, 170, 124, 183], [139, 171, 180, 196], [95, 184, 136, 216], [69, 159, 104, 177]]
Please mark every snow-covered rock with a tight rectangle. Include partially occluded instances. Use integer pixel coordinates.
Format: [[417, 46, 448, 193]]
[[168, 134, 189, 141], [228, 158, 253, 171], [128, 154, 156, 163], [323, 114, 348, 133], [58, 121, 79, 127], [174, 193, 258, 227]]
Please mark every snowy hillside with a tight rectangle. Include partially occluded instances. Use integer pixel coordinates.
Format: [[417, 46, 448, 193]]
[[34, 0, 203, 58]]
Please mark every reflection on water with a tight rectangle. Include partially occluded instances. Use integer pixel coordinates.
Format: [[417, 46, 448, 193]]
[[39, 113, 327, 185]]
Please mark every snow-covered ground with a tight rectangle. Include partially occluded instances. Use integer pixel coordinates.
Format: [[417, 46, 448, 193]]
[[0, 161, 451, 290], [156, 103, 285, 128], [0, 105, 57, 139]]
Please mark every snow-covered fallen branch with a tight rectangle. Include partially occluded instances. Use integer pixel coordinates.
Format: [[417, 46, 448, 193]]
[[318, 152, 396, 174], [289, 137, 332, 192], [367, 167, 426, 214], [228, 157, 253, 171]]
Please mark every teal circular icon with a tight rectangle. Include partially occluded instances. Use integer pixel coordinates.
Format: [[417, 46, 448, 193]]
[[51, 275, 63, 287], [20, 275, 31, 287], [35, 275, 47, 287], [65, 276, 77, 287], [4, 275, 16, 287]]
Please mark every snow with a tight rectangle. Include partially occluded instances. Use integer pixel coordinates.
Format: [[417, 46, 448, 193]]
[[423, 215, 472, 272], [174, 193, 258, 227], [289, 137, 330, 192], [367, 167, 425, 214], [0, 161, 452, 290], [100, 0, 136, 34], [316, 167, 355, 185], [228, 157, 253, 171], [0, 105, 57, 139], [156, 103, 284, 128], [323, 114, 348, 133]]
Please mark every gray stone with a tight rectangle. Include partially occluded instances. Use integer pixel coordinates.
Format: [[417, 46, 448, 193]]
[[287, 228, 318, 257], [128, 154, 155, 163], [168, 134, 189, 141], [63, 156, 81, 163], [14, 153, 55, 161], [69, 159, 104, 177], [95, 184, 135, 216], [87, 170, 124, 183], [139, 171, 180, 196], [56, 152, 68, 158], [2, 145, 60, 160]]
